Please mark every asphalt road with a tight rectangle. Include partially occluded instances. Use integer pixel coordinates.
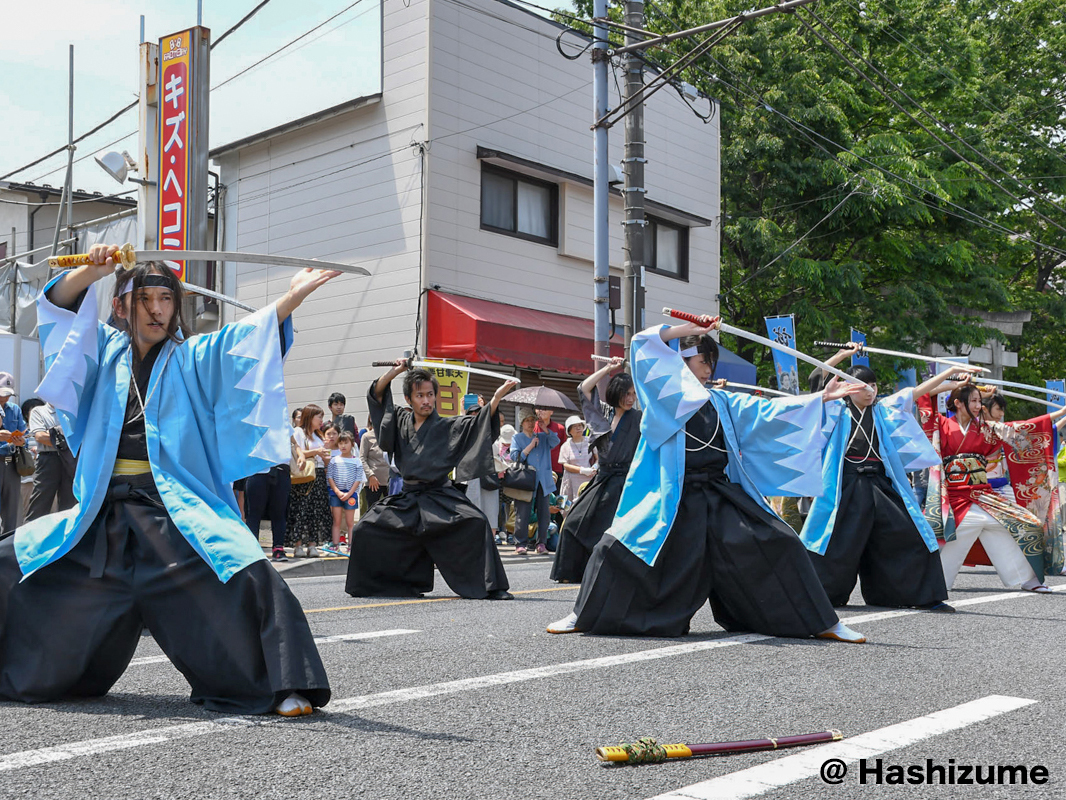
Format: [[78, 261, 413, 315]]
[[0, 559, 1063, 800]]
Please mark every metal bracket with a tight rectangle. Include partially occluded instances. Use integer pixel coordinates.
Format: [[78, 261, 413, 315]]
[[591, 48, 611, 63]]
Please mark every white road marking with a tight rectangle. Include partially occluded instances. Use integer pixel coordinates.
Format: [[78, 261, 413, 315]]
[[648, 695, 1036, 800], [0, 588, 1059, 772], [128, 629, 419, 667]]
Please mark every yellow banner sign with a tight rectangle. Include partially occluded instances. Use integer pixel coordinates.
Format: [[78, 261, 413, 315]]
[[420, 360, 470, 417]]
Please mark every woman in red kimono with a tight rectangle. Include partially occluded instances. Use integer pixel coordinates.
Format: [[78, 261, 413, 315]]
[[919, 379, 1066, 593]]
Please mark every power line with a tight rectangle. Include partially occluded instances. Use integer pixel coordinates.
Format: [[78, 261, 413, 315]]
[[212, 0, 274, 49], [798, 8, 1066, 233]]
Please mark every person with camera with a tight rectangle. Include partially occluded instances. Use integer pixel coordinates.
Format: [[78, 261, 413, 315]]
[[26, 403, 76, 522]]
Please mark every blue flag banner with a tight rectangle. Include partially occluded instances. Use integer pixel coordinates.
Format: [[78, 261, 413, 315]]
[[850, 328, 870, 367], [764, 314, 800, 394], [896, 367, 917, 390], [1048, 379, 1065, 452]]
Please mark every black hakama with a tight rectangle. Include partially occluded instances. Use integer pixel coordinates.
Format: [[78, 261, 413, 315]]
[[344, 383, 509, 599], [551, 388, 641, 583], [573, 403, 838, 638], [0, 474, 330, 714], [808, 462, 947, 607]]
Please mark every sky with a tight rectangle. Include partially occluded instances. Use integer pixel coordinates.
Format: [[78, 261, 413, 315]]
[[0, 0, 383, 196]]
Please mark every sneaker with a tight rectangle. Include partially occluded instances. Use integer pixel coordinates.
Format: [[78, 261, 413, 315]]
[[536, 543, 547, 555], [271, 547, 289, 562], [293, 545, 307, 558], [546, 612, 581, 634], [306, 546, 320, 558], [275, 693, 313, 717], [506, 535, 515, 546], [515, 545, 527, 555]]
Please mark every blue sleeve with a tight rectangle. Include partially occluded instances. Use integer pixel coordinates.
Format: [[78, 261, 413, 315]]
[[629, 325, 709, 451], [182, 303, 296, 483]]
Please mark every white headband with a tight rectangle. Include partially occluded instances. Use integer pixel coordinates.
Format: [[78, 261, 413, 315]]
[[679, 346, 699, 358]]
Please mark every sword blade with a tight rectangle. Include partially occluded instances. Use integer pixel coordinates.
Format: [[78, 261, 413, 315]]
[[409, 360, 520, 384], [863, 345, 991, 374], [719, 382, 791, 397], [138, 249, 371, 276], [717, 321, 865, 386], [181, 282, 258, 314], [974, 376, 1058, 396], [992, 388, 1066, 410]]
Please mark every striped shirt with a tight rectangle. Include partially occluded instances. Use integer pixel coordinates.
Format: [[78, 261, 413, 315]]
[[327, 455, 366, 493]]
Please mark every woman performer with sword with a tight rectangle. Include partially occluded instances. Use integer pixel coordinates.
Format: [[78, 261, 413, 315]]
[[548, 314, 870, 642]]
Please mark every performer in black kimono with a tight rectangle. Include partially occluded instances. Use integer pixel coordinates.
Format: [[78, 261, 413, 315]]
[[548, 319, 867, 642], [345, 361, 517, 599], [551, 357, 642, 583]]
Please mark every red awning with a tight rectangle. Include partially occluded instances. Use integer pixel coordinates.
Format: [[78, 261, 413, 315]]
[[426, 290, 624, 376]]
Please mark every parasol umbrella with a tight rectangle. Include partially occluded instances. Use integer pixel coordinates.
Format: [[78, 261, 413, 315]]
[[502, 386, 578, 412]]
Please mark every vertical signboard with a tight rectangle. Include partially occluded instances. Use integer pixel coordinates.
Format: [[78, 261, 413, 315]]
[[157, 27, 210, 284], [763, 314, 800, 394], [850, 328, 870, 368]]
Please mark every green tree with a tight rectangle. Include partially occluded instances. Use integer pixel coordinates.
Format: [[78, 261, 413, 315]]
[[567, 0, 1066, 387]]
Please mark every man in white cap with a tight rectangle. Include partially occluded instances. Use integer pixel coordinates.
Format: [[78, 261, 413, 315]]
[[0, 373, 27, 534]]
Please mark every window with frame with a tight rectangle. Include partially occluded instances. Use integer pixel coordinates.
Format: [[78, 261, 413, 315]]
[[480, 165, 558, 246], [643, 216, 689, 280]]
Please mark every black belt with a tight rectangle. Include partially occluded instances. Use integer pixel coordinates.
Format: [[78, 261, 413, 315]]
[[89, 473, 165, 579], [402, 477, 450, 493], [597, 464, 630, 477], [684, 466, 727, 484], [845, 460, 885, 476]]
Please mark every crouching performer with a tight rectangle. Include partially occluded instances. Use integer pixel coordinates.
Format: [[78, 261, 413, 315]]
[[800, 359, 971, 611], [0, 244, 336, 717], [549, 318, 868, 642], [345, 361, 517, 600]]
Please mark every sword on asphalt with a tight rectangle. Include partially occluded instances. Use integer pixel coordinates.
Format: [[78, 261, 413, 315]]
[[813, 340, 992, 374], [663, 308, 867, 386]]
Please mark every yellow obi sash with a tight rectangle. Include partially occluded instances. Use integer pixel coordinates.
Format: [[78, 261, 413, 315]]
[[112, 458, 151, 476]]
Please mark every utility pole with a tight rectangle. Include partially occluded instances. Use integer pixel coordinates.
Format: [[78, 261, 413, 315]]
[[622, 0, 646, 353], [591, 0, 611, 363], [587, 0, 817, 354], [50, 46, 75, 257]]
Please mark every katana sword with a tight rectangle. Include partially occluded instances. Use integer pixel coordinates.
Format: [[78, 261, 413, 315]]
[[663, 308, 865, 386], [987, 388, 1066, 411], [814, 340, 991, 374], [371, 360, 521, 384], [47, 242, 371, 276], [181, 282, 258, 313], [718, 381, 791, 397], [596, 730, 843, 764], [969, 375, 1060, 396]]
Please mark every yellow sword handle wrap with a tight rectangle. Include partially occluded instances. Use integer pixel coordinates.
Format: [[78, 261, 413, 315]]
[[595, 743, 693, 762], [47, 242, 137, 270]]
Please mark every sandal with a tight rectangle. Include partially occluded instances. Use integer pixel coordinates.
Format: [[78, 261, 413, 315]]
[[1024, 584, 1052, 593]]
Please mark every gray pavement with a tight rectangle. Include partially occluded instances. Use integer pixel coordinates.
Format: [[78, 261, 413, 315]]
[[0, 561, 1063, 799]]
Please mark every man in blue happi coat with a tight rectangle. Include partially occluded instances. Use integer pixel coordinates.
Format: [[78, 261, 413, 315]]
[[0, 243, 339, 716]]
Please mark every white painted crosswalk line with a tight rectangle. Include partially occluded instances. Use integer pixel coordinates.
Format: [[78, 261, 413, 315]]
[[648, 695, 1036, 800], [0, 588, 1057, 772], [128, 629, 419, 667]]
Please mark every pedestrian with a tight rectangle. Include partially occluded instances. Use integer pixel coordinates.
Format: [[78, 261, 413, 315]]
[[344, 362, 515, 600], [510, 409, 560, 555], [0, 373, 27, 535], [25, 402, 76, 522], [497, 421, 518, 545], [551, 358, 642, 583], [288, 404, 332, 558], [535, 407, 566, 491], [328, 392, 359, 444], [0, 243, 334, 716], [359, 416, 389, 510], [548, 317, 868, 643], [327, 432, 364, 553], [557, 415, 594, 508]]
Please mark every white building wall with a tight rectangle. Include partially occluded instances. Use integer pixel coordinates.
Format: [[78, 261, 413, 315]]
[[424, 0, 719, 323], [216, 0, 431, 418]]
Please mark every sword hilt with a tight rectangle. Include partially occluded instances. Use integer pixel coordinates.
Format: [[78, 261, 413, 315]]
[[813, 340, 864, 353], [662, 307, 720, 327], [372, 361, 406, 368], [47, 243, 137, 271]]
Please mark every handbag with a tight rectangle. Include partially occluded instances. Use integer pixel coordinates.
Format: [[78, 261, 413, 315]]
[[289, 439, 316, 484], [14, 446, 35, 477], [502, 461, 537, 492], [480, 472, 502, 491]]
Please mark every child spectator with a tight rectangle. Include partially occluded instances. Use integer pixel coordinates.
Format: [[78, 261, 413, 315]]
[[327, 432, 365, 552]]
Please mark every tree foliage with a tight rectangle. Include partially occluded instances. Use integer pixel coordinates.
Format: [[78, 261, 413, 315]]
[[565, 0, 1066, 386]]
